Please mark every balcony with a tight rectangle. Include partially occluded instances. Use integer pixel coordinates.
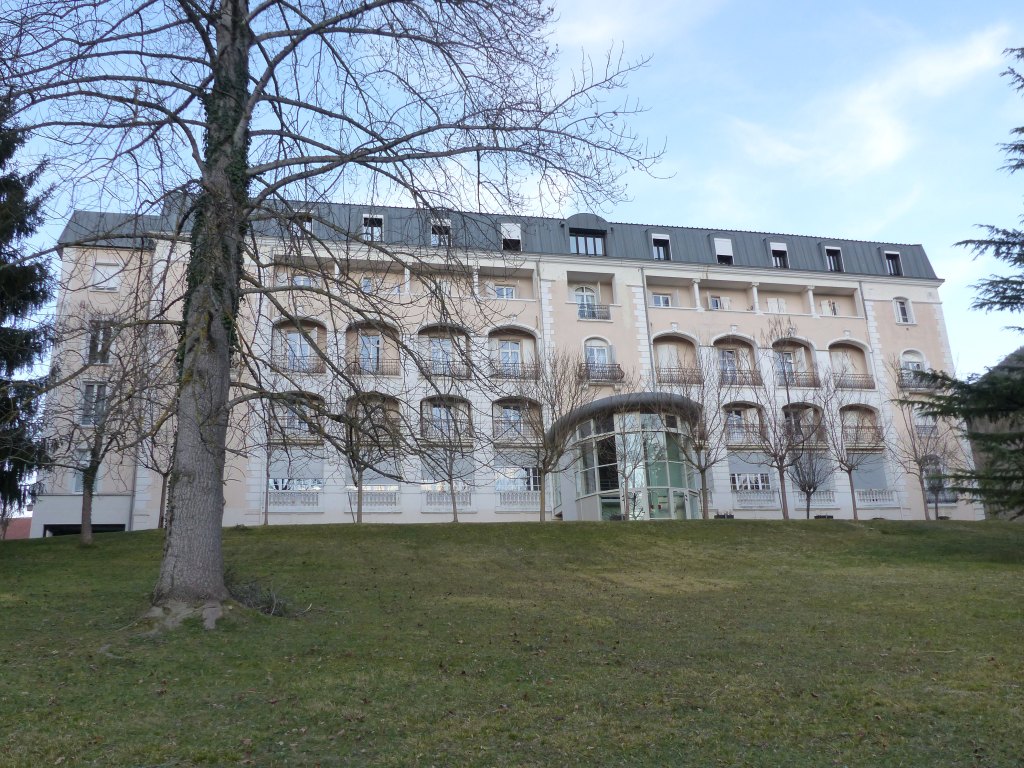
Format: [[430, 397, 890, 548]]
[[346, 357, 401, 377], [497, 490, 541, 510], [656, 366, 703, 385], [842, 425, 884, 447], [271, 353, 325, 374], [579, 362, 625, 383], [719, 368, 762, 386], [268, 490, 319, 507], [725, 425, 763, 446], [347, 490, 400, 508], [854, 488, 897, 507], [776, 370, 820, 388], [927, 488, 958, 504], [732, 489, 780, 509], [492, 418, 541, 444], [834, 372, 875, 390], [577, 303, 611, 320], [802, 489, 836, 507], [898, 369, 939, 390], [424, 360, 471, 379], [425, 490, 472, 508], [914, 422, 938, 439], [488, 360, 540, 380], [420, 419, 473, 442]]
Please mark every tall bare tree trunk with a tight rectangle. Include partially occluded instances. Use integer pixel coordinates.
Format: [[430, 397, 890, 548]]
[[154, 0, 250, 605], [699, 468, 710, 520], [778, 467, 790, 520], [538, 470, 546, 522], [355, 468, 364, 524], [80, 478, 95, 545], [919, 477, 931, 521], [846, 470, 859, 522], [157, 473, 168, 529]]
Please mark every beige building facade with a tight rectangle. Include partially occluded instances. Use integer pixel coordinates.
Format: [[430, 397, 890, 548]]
[[31, 205, 981, 535]]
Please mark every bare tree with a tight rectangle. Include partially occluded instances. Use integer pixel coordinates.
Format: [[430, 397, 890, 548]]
[[5, 0, 656, 607], [787, 437, 835, 520], [653, 341, 730, 520], [886, 359, 969, 520], [492, 348, 596, 522], [816, 373, 887, 522]]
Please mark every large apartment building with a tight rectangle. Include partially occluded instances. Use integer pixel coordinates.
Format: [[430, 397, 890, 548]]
[[30, 204, 981, 535]]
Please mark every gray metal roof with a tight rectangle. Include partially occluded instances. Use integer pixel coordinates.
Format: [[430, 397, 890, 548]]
[[59, 201, 939, 280]]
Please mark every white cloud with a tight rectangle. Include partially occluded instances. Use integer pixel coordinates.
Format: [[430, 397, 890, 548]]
[[732, 25, 1010, 181]]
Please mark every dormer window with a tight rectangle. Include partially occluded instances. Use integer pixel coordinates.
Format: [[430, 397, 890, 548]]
[[714, 237, 733, 266], [652, 236, 671, 261], [431, 220, 452, 247], [885, 251, 903, 277], [569, 228, 605, 256], [825, 247, 844, 273], [501, 222, 522, 252], [770, 243, 788, 269], [362, 215, 383, 242]]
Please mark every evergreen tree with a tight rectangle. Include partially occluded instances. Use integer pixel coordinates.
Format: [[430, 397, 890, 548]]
[[929, 48, 1024, 518], [0, 94, 50, 527]]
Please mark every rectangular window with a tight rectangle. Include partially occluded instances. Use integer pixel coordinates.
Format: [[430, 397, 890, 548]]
[[652, 236, 671, 261], [714, 237, 734, 266], [72, 448, 98, 494], [569, 229, 605, 256], [358, 333, 381, 371], [82, 383, 107, 426], [500, 222, 522, 252], [708, 295, 729, 310], [498, 340, 521, 366], [730, 473, 772, 491], [894, 298, 913, 324], [494, 285, 516, 299], [87, 321, 113, 365], [821, 299, 840, 316], [431, 221, 452, 247], [885, 252, 903, 277], [292, 272, 317, 288], [362, 215, 383, 242], [90, 258, 120, 291], [766, 297, 787, 314], [826, 247, 844, 273], [360, 277, 375, 294], [770, 243, 789, 269], [651, 293, 672, 308]]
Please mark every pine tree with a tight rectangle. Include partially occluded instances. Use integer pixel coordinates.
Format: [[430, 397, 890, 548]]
[[0, 94, 50, 530], [929, 48, 1024, 518]]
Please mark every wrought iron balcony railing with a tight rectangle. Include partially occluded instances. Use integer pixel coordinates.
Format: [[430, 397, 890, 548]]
[[656, 366, 703, 385], [776, 370, 820, 388], [578, 362, 625, 383], [842, 426, 884, 446], [577, 303, 611, 320], [271, 353, 325, 374], [345, 357, 401, 377], [424, 360, 471, 379], [420, 419, 474, 441], [488, 361, 540, 380], [833, 372, 876, 390], [492, 418, 540, 443], [898, 369, 940, 390], [719, 368, 762, 386]]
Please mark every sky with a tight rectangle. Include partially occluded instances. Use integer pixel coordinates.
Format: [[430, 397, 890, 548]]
[[550, 0, 1024, 377]]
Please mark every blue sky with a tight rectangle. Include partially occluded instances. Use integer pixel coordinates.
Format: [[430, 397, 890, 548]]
[[552, 0, 1024, 376]]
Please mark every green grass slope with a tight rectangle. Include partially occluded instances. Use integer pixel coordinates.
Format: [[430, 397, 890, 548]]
[[1, 521, 1022, 767]]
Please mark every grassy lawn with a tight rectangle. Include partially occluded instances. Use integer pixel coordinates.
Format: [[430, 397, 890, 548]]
[[1, 520, 1022, 767]]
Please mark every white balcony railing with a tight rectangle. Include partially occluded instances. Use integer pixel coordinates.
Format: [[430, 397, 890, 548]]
[[268, 490, 319, 507], [855, 488, 897, 506], [732, 489, 780, 508], [497, 490, 540, 509], [347, 490, 400, 507], [425, 490, 472, 507]]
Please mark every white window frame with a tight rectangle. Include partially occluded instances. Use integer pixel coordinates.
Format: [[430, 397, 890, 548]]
[[821, 299, 840, 317], [708, 294, 730, 311], [769, 242, 788, 269], [825, 247, 844, 273], [652, 235, 671, 261], [90, 258, 121, 291], [884, 251, 903, 277], [500, 222, 522, 252], [894, 298, 913, 324], [713, 237, 734, 266], [494, 284, 517, 299], [584, 341, 610, 366], [730, 473, 772, 491], [362, 214, 383, 242], [766, 297, 787, 314], [87, 321, 114, 365], [651, 293, 672, 308], [430, 220, 452, 247], [81, 382, 108, 426]]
